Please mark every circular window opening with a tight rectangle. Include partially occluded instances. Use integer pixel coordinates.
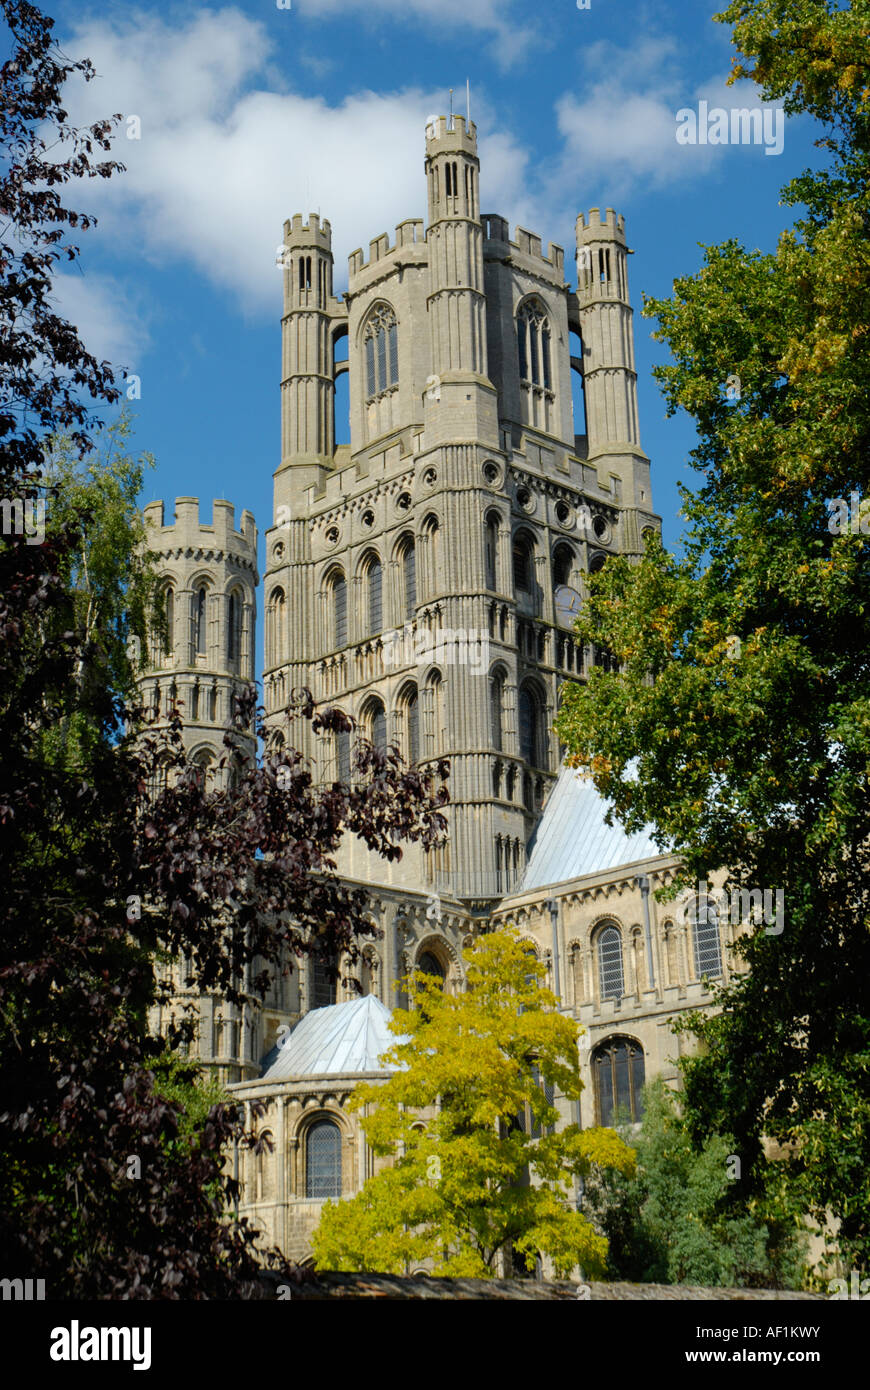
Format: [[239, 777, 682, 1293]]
[[555, 501, 571, 526], [325, 526, 340, 546], [396, 492, 412, 512], [592, 514, 609, 541], [423, 468, 437, 488], [483, 461, 501, 486], [517, 487, 533, 512], [362, 509, 375, 529], [272, 542, 284, 560]]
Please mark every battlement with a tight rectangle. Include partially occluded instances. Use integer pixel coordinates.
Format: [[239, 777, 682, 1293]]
[[482, 215, 564, 279], [143, 497, 257, 557], [282, 213, 333, 253], [576, 207, 626, 245], [424, 113, 477, 154], [348, 219, 426, 279]]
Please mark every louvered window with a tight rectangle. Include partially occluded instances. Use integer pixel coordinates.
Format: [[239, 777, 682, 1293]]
[[598, 926, 624, 1001], [306, 1120, 341, 1199]]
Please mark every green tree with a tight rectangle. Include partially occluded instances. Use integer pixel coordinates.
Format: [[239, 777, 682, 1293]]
[[311, 928, 635, 1279], [555, 0, 870, 1272], [585, 1080, 807, 1288]]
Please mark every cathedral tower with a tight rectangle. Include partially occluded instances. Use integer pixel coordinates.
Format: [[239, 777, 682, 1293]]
[[263, 117, 661, 924]]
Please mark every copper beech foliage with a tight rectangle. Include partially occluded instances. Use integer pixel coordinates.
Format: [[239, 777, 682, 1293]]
[[0, 1, 450, 1296]]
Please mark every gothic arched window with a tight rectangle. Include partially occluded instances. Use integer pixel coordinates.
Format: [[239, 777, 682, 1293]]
[[366, 697, 387, 755], [552, 543, 574, 589], [417, 951, 446, 985], [598, 925, 624, 1001], [490, 668, 505, 751], [365, 554, 383, 635], [328, 569, 347, 648], [592, 1037, 645, 1126], [427, 671, 444, 754], [227, 589, 242, 664], [336, 724, 351, 782], [364, 304, 399, 400], [518, 684, 543, 768], [517, 300, 552, 389], [400, 538, 416, 619], [268, 588, 286, 665], [162, 586, 174, 659], [423, 515, 440, 596], [194, 586, 207, 655], [401, 684, 420, 765], [485, 513, 499, 591], [305, 1120, 342, 1199]]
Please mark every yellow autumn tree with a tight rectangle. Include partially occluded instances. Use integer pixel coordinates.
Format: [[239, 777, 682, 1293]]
[[311, 926, 635, 1279]]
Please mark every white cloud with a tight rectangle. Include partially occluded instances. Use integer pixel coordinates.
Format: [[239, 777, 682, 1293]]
[[51, 270, 152, 371], [291, 0, 539, 68], [552, 44, 786, 202], [60, 8, 534, 312], [54, 9, 781, 352]]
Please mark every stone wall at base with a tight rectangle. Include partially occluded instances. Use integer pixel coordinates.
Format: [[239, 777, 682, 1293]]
[[260, 1269, 821, 1301]]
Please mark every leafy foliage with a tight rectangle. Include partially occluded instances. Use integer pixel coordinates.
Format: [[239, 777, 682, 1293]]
[[0, 3, 451, 1296], [311, 928, 635, 1279], [555, 0, 870, 1272], [584, 1081, 807, 1288]]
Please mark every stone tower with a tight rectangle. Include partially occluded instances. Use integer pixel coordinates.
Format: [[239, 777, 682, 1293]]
[[141, 497, 266, 1085], [263, 116, 660, 907], [141, 497, 259, 786]]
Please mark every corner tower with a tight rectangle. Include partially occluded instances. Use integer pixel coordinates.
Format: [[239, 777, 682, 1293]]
[[140, 497, 258, 784], [573, 209, 653, 554], [423, 115, 499, 445]]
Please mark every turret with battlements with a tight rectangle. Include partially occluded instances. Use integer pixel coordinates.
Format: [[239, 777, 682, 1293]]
[[140, 496, 259, 784]]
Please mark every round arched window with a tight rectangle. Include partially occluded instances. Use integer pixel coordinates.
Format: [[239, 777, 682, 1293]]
[[592, 1037, 645, 1126]]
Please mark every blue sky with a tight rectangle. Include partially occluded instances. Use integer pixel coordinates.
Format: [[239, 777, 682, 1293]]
[[49, 0, 821, 579]]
